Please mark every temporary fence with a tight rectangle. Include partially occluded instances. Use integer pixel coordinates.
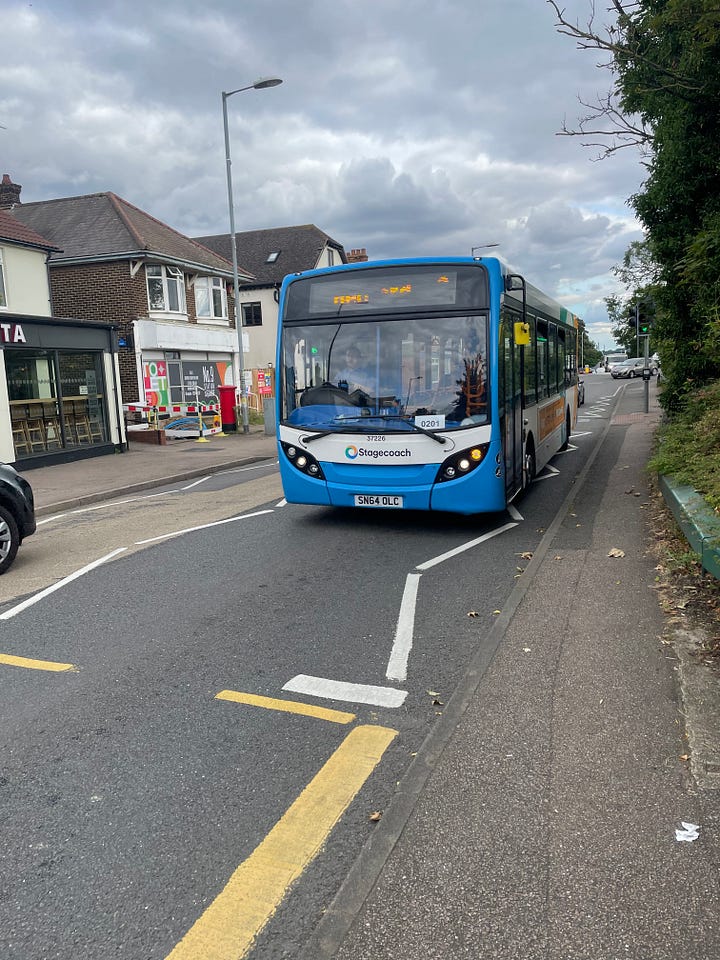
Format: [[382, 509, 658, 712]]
[[123, 402, 223, 439]]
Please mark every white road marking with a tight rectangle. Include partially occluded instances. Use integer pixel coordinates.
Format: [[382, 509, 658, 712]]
[[507, 504, 524, 521], [416, 522, 517, 572], [181, 476, 211, 490], [533, 464, 560, 482], [0, 548, 128, 620], [276, 498, 288, 507], [386, 573, 421, 681], [283, 675, 407, 708], [134, 509, 274, 544]]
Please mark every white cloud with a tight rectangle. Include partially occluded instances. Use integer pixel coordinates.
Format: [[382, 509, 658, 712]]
[[0, 0, 645, 342]]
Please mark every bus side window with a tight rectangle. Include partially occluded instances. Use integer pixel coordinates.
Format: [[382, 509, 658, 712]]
[[536, 320, 549, 398]]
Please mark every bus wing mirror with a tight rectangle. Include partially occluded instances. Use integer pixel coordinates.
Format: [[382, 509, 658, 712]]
[[505, 274, 524, 292]]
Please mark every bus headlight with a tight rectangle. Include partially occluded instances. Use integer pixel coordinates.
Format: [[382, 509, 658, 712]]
[[281, 442, 325, 480], [435, 443, 490, 484]]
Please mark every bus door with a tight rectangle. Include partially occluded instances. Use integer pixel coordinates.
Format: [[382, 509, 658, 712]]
[[499, 315, 523, 497]]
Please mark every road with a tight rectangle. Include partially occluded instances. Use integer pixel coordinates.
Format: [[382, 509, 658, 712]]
[[0, 374, 625, 959]]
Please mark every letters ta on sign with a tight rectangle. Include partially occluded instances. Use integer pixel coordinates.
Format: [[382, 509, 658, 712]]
[[0, 323, 27, 345]]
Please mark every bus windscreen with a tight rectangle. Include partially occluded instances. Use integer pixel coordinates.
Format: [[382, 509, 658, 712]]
[[284, 263, 489, 319]]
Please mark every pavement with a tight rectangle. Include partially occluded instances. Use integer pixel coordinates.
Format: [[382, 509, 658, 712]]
[[24, 425, 278, 516], [19, 384, 720, 958]]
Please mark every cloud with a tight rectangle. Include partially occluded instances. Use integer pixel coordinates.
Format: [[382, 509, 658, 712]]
[[0, 0, 645, 346]]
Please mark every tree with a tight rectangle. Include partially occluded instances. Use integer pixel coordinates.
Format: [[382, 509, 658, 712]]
[[549, 0, 720, 408]]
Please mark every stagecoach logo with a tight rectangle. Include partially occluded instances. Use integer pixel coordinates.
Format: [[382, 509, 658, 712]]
[[0, 322, 27, 345], [345, 444, 412, 461]]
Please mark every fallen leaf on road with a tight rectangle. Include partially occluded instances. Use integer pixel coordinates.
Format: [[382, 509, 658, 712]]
[[369, 811, 382, 822], [493, 610, 501, 615], [608, 548, 626, 558], [679, 754, 690, 762], [467, 610, 479, 618]]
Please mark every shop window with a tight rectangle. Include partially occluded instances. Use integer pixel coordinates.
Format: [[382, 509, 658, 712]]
[[6, 348, 107, 456]]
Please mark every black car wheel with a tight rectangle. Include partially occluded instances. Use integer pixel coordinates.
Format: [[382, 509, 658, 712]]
[[0, 504, 20, 575]]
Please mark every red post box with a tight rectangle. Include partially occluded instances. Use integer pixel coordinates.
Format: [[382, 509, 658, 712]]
[[218, 385, 238, 432]]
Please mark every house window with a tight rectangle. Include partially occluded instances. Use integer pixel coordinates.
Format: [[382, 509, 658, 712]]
[[146, 264, 186, 313], [0, 250, 7, 309], [195, 276, 227, 320], [241, 301, 263, 326], [327, 249, 335, 266]]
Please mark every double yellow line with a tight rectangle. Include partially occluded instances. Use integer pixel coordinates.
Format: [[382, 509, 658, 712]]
[[166, 692, 397, 960]]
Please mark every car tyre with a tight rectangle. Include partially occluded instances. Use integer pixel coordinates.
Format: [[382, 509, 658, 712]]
[[0, 504, 20, 575]]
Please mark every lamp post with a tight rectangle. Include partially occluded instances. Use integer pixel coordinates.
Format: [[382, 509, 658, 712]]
[[222, 76, 282, 433]]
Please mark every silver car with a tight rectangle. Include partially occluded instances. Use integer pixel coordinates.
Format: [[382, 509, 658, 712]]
[[611, 357, 658, 379]]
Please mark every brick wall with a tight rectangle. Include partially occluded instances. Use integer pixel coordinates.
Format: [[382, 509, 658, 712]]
[[47, 261, 236, 404], [49, 261, 146, 402]]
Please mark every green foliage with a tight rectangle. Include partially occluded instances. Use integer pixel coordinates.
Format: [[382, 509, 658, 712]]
[[649, 379, 720, 513], [618, 0, 720, 409]]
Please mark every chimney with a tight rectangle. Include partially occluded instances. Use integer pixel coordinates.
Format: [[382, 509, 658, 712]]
[[0, 174, 22, 209], [346, 247, 368, 263]]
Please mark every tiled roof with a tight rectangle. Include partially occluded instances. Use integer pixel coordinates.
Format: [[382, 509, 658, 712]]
[[194, 224, 347, 286], [0, 208, 60, 251], [12, 193, 250, 277]]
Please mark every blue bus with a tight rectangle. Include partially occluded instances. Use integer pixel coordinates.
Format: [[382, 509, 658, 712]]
[[275, 257, 580, 515]]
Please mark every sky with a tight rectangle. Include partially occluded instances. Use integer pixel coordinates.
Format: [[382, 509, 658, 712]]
[[0, 0, 646, 351]]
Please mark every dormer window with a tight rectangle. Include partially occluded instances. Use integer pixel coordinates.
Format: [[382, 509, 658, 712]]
[[266, 251, 280, 263]]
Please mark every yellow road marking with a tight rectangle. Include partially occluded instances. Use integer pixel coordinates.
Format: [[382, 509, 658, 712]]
[[216, 689, 356, 725], [166, 723, 397, 960], [0, 653, 75, 672]]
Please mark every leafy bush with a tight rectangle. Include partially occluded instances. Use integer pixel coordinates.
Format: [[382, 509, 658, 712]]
[[650, 379, 720, 513]]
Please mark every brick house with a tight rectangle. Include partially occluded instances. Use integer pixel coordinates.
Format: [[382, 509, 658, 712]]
[[195, 224, 368, 372], [7, 176, 254, 410]]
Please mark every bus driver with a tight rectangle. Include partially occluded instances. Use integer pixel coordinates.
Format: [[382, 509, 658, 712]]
[[336, 345, 374, 395]]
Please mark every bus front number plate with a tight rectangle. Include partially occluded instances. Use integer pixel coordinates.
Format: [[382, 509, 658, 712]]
[[354, 494, 404, 508]]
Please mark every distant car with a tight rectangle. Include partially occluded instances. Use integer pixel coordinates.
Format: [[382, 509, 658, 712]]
[[578, 379, 585, 405], [0, 463, 36, 575], [610, 357, 658, 379]]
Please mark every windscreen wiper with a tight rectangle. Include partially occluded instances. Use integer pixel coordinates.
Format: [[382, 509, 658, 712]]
[[331, 413, 447, 444]]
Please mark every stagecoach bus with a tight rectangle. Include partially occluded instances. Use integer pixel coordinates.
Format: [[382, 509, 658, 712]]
[[275, 257, 580, 515]]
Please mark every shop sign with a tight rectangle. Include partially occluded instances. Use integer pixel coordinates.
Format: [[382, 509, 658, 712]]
[[0, 322, 27, 345]]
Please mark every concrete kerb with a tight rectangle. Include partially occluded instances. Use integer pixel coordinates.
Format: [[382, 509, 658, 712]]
[[659, 474, 720, 579]]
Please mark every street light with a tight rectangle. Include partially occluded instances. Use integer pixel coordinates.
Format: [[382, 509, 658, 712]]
[[222, 76, 283, 433]]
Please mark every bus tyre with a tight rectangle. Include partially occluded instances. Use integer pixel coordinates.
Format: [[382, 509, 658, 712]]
[[523, 442, 536, 490]]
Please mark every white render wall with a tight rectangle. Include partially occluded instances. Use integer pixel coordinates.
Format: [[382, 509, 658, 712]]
[[0, 244, 52, 316]]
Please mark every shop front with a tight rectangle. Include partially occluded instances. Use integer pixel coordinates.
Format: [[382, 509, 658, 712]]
[[0, 315, 125, 468]]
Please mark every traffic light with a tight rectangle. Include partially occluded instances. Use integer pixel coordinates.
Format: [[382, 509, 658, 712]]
[[637, 306, 652, 336]]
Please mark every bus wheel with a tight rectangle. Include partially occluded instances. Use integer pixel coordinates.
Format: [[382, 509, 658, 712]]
[[523, 440, 536, 490]]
